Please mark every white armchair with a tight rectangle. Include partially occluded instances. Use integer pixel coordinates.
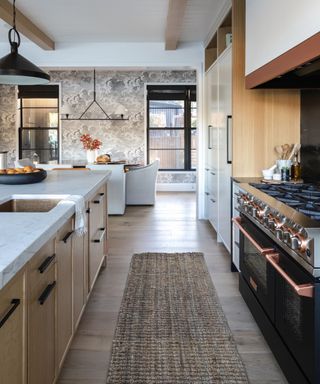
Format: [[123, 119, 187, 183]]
[[125, 160, 159, 205]]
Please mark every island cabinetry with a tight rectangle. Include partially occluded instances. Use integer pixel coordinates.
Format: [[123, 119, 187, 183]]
[[56, 218, 74, 369], [88, 185, 107, 290], [0, 270, 26, 384], [27, 238, 56, 384]]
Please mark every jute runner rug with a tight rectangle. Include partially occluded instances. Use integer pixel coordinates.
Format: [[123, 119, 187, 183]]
[[106, 252, 249, 383]]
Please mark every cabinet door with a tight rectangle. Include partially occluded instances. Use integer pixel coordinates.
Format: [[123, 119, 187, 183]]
[[28, 263, 56, 384], [0, 271, 25, 384], [89, 186, 107, 290], [218, 48, 232, 252], [56, 218, 74, 368], [207, 64, 219, 170]]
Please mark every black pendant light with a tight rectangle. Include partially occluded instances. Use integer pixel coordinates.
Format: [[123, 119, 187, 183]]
[[0, 0, 50, 85]]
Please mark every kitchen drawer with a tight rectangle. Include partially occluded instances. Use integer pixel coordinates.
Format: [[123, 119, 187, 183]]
[[28, 265, 56, 384], [28, 237, 56, 290], [0, 270, 25, 384]]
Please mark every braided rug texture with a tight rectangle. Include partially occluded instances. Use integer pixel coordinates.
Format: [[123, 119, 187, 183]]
[[106, 252, 249, 384]]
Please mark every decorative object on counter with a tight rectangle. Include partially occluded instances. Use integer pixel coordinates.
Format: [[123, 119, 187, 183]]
[[96, 154, 111, 164], [60, 70, 129, 121], [80, 134, 102, 164], [0, 0, 50, 85], [0, 167, 47, 184], [32, 152, 39, 166], [106, 252, 249, 384], [291, 152, 302, 181]]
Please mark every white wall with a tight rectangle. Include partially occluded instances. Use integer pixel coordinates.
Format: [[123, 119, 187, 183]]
[[0, 41, 203, 69], [246, 0, 320, 75]]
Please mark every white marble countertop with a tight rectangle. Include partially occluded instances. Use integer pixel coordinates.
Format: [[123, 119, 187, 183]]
[[0, 170, 111, 289]]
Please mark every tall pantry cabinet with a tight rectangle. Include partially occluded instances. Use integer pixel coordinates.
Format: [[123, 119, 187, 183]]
[[205, 46, 232, 252]]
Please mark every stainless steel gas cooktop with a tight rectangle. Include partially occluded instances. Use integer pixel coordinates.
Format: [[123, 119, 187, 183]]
[[237, 182, 320, 277]]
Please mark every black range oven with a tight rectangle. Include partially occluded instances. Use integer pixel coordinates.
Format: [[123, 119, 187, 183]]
[[233, 214, 319, 384]]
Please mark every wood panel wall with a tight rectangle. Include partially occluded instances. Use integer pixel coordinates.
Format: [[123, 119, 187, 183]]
[[232, 0, 300, 177]]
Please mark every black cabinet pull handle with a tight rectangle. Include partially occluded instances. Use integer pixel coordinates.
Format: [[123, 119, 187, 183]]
[[0, 299, 20, 328], [210, 172, 215, 175], [210, 198, 216, 203], [38, 254, 56, 274], [86, 208, 91, 214], [38, 282, 56, 305], [62, 231, 74, 243], [92, 227, 106, 243], [205, 192, 209, 196], [205, 168, 209, 171], [93, 193, 105, 204]]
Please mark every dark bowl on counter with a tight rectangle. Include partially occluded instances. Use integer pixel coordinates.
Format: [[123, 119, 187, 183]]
[[0, 169, 47, 185]]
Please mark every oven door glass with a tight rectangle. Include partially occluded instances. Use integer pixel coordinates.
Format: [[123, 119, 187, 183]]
[[274, 253, 315, 383], [238, 215, 276, 321]]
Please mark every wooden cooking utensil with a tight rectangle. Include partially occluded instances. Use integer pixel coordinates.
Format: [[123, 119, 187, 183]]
[[281, 144, 290, 160], [275, 145, 283, 159]]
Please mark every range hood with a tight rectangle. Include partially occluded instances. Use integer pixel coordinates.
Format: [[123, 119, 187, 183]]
[[246, 32, 320, 89], [253, 57, 320, 89]]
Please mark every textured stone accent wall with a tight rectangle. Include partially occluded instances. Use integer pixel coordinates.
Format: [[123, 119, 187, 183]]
[[0, 70, 197, 184], [49, 69, 196, 164]]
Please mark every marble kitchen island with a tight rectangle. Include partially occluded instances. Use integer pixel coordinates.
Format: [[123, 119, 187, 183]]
[[0, 169, 111, 384], [0, 169, 111, 289]]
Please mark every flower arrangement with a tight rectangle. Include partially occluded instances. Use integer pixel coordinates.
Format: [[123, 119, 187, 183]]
[[80, 134, 102, 151]]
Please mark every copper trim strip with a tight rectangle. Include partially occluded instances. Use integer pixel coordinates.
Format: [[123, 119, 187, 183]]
[[232, 217, 274, 254], [266, 253, 314, 298]]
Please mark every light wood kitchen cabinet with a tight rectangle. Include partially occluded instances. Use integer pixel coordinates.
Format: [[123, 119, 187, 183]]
[[88, 185, 107, 290], [27, 238, 56, 384], [0, 270, 25, 384], [56, 218, 74, 369]]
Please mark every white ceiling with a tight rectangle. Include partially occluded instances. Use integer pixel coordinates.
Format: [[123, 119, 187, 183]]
[[0, 0, 227, 45]]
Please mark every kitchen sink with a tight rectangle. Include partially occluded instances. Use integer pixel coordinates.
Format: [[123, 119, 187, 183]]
[[0, 198, 63, 212]]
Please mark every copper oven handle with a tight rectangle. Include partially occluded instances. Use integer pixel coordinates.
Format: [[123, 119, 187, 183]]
[[266, 253, 314, 298], [232, 217, 274, 254]]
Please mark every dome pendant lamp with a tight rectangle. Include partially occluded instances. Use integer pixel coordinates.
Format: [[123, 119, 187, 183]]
[[0, 0, 50, 85]]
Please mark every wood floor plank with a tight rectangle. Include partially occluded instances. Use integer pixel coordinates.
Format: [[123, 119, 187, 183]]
[[57, 192, 287, 384]]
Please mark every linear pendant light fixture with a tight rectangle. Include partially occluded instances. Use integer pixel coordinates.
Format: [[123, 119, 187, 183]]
[[61, 69, 128, 121], [0, 0, 50, 85]]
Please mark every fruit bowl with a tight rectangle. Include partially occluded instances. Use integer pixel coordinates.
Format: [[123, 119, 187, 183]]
[[0, 169, 47, 185]]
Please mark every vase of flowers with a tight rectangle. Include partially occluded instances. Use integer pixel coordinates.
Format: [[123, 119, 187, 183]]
[[80, 134, 102, 164]]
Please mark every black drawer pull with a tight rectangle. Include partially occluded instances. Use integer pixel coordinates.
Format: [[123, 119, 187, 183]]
[[38, 282, 56, 305], [86, 208, 91, 214], [62, 231, 74, 243], [205, 192, 209, 196], [38, 254, 56, 274], [205, 168, 209, 171], [210, 198, 216, 203], [210, 172, 215, 175], [92, 228, 106, 243], [99, 192, 105, 196], [0, 299, 20, 328]]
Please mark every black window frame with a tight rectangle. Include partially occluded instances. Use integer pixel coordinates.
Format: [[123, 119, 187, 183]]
[[18, 85, 60, 163], [147, 84, 196, 171]]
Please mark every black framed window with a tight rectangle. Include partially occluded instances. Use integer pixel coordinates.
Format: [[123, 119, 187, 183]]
[[18, 85, 59, 163], [147, 85, 197, 171]]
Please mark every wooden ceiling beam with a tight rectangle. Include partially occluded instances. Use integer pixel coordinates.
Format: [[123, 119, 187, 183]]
[[165, 0, 187, 50], [0, 0, 55, 50]]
